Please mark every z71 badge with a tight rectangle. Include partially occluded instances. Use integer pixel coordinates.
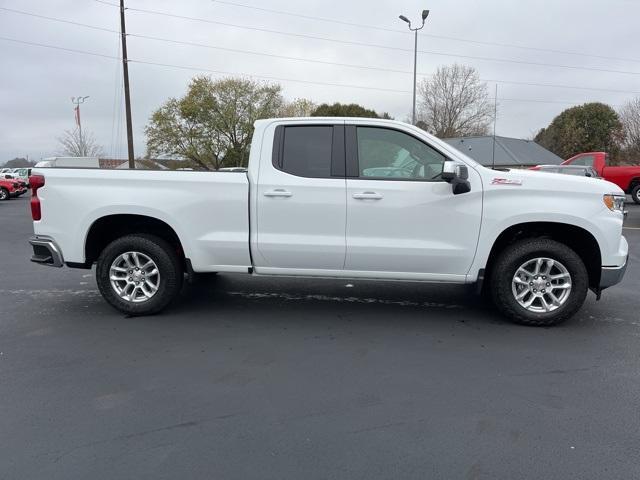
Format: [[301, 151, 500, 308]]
[[492, 178, 523, 186]]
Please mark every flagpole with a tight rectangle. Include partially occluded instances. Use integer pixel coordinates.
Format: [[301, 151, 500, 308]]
[[491, 84, 498, 169], [77, 106, 82, 150], [71, 96, 89, 156]]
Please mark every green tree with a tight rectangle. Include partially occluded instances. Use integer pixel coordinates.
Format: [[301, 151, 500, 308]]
[[311, 102, 390, 119], [535, 102, 624, 159], [145, 76, 284, 170]]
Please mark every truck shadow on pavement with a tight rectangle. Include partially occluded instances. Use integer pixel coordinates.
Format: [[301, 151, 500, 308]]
[[168, 273, 510, 329]]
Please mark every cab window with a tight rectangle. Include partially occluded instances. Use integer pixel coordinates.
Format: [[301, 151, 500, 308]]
[[356, 127, 446, 181]]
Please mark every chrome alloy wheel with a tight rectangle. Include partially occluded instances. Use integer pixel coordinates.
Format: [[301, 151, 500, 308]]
[[511, 257, 572, 313], [109, 251, 160, 303]]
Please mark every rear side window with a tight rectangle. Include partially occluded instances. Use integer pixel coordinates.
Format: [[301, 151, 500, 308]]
[[279, 126, 334, 178]]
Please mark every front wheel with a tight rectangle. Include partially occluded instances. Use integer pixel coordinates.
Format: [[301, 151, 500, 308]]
[[0, 188, 9, 201], [96, 234, 183, 315], [490, 239, 588, 326], [631, 184, 640, 205]]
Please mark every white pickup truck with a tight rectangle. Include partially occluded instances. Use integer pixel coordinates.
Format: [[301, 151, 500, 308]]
[[28, 117, 628, 326]]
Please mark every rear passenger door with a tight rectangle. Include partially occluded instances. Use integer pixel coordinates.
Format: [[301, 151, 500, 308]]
[[254, 122, 347, 273]]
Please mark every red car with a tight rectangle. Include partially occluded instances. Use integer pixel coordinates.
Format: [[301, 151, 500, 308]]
[[0, 178, 27, 201], [549, 152, 640, 204]]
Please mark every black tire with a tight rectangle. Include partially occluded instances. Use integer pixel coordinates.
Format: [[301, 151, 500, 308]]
[[631, 184, 640, 205], [490, 238, 588, 326], [0, 188, 9, 201], [96, 234, 183, 315]]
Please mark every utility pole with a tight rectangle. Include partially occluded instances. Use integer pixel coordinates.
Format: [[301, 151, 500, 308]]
[[71, 96, 89, 155], [120, 0, 135, 168], [399, 10, 430, 125]]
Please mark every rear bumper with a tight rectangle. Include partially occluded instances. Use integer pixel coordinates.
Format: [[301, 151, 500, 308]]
[[599, 255, 628, 289], [29, 236, 64, 268]]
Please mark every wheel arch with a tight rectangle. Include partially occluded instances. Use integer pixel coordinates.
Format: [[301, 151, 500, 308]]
[[484, 221, 601, 289], [84, 214, 187, 269], [628, 177, 640, 193]]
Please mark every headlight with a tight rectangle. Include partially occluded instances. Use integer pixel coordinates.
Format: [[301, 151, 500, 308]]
[[603, 194, 625, 213]]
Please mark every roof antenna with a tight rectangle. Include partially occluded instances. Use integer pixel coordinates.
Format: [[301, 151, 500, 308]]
[[492, 83, 498, 169]]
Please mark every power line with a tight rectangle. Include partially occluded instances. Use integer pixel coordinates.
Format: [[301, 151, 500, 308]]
[[212, 0, 640, 66], [0, 6, 118, 33], [6, 5, 640, 96], [129, 59, 625, 107], [210, 0, 407, 35], [130, 33, 640, 95], [480, 78, 640, 96], [92, 0, 119, 6], [128, 33, 411, 74], [10, 4, 640, 78], [117, 5, 640, 77], [0, 36, 119, 60], [128, 59, 411, 93], [1, 34, 628, 107], [0, 34, 408, 93], [0, 27, 640, 100], [417, 49, 640, 76], [498, 97, 621, 107]]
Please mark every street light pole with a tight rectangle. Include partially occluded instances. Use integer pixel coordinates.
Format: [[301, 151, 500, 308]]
[[399, 10, 429, 125], [71, 96, 89, 155]]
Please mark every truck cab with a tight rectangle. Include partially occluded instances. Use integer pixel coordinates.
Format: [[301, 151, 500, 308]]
[[562, 152, 640, 203]]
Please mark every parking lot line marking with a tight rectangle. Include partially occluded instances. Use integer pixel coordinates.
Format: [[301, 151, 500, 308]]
[[623, 227, 640, 230]]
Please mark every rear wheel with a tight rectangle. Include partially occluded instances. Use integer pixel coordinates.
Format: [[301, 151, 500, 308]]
[[0, 188, 9, 201], [96, 234, 183, 315], [631, 184, 640, 205], [490, 239, 588, 326]]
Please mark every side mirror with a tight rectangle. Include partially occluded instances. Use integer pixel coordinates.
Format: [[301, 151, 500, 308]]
[[441, 161, 456, 182], [442, 161, 471, 195]]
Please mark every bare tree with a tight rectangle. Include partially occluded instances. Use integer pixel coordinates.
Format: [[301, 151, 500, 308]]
[[619, 97, 640, 153], [57, 129, 104, 157], [417, 64, 493, 138], [279, 98, 317, 117]]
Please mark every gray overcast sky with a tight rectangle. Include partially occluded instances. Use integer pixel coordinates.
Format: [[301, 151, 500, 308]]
[[1, 0, 639, 162]]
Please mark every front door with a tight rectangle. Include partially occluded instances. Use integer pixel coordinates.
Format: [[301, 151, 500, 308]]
[[344, 124, 482, 280]]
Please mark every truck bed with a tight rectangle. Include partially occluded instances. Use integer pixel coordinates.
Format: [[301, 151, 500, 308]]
[[32, 168, 252, 272]]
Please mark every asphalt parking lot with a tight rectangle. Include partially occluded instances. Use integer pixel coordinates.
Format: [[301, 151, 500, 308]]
[[1, 195, 639, 479]]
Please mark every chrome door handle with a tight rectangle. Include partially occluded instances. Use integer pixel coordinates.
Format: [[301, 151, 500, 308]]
[[352, 192, 383, 200], [264, 189, 292, 197]]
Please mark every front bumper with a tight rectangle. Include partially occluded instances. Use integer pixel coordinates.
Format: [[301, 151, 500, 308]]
[[599, 255, 628, 289], [29, 236, 64, 268]]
